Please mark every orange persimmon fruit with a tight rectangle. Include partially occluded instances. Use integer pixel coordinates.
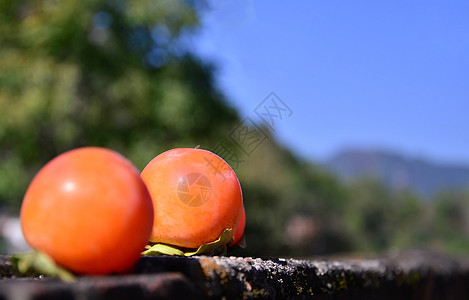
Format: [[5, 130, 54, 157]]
[[141, 148, 243, 249], [20, 147, 154, 275]]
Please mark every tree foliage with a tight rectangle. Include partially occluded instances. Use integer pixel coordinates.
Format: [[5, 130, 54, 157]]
[[0, 0, 238, 208]]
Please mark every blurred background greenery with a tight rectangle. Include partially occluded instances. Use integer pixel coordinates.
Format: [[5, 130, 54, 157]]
[[1, 0, 468, 256]]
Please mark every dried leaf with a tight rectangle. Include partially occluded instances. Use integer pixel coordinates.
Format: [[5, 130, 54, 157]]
[[142, 228, 232, 257], [142, 243, 185, 256]]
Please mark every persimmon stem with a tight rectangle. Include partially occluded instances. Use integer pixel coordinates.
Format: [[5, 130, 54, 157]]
[[195, 145, 200, 149]]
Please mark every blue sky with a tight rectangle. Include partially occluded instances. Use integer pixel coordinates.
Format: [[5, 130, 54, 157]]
[[191, 1, 469, 164]]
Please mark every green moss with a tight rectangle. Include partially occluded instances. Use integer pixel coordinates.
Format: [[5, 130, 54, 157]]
[[244, 288, 267, 298]]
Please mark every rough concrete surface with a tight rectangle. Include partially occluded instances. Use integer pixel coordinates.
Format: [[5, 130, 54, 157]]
[[1, 250, 469, 299]]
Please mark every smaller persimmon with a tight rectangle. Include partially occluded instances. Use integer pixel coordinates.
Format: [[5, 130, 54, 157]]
[[141, 148, 243, 249]]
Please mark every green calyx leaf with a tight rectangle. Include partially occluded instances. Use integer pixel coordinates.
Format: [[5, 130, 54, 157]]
[[143, 228, 232, 257], [142, 243, 186, 256], [10, 251, 76, 282]]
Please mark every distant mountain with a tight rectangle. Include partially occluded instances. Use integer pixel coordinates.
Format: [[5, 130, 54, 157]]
[[323, 149, 469, 198]]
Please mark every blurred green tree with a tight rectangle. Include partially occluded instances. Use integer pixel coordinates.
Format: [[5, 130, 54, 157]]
[[0, 0, 239, 209], [343, 178, 395, 251], [430, 191, 469, 253]]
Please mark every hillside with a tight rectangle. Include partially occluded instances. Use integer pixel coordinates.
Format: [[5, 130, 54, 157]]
[[324, 149, 469, 198]]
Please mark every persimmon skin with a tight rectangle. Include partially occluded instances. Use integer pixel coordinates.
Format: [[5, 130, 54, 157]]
[[229, 206, 246, 247], [141, 148, 243, 248], [20, 147, 154, 275]]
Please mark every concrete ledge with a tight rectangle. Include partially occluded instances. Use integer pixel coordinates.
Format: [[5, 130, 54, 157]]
[[1, 250, 469, 299]]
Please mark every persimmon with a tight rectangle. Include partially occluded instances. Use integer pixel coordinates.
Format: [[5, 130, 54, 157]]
[[141, 148, 243, 249], [20, 147, 154, 275], [229, 206, 246, 247]]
